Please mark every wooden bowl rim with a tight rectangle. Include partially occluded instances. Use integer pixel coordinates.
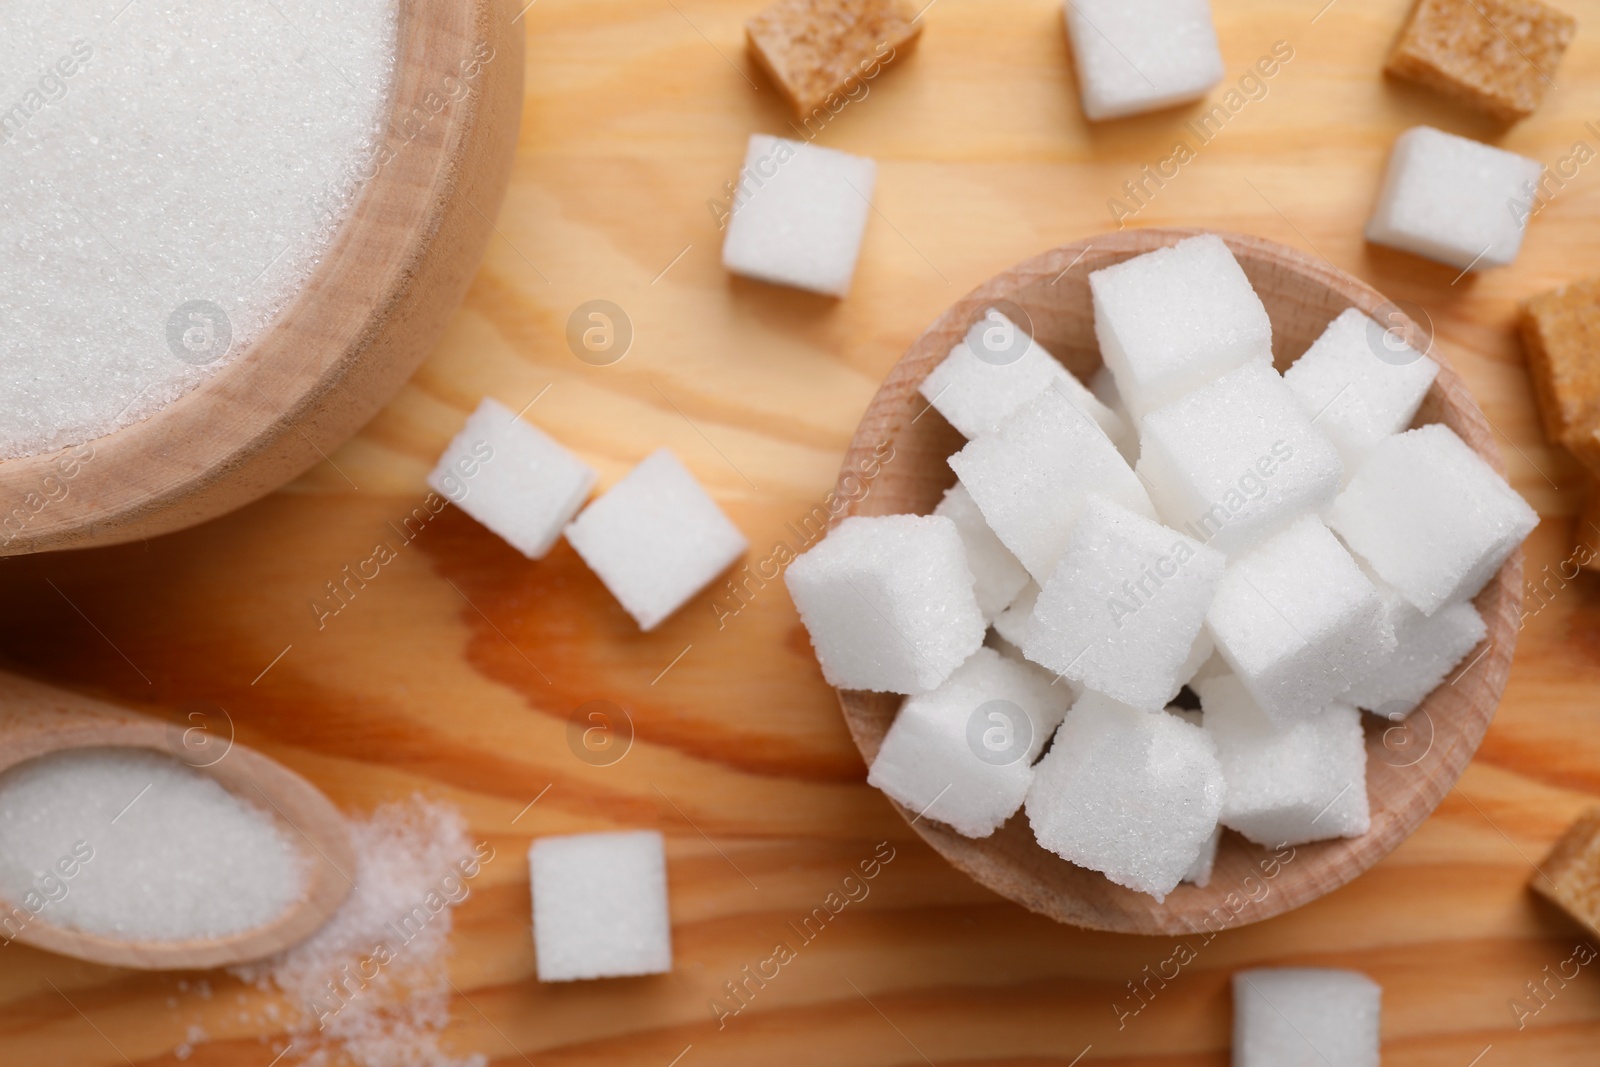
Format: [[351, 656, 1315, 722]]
[[831, 228, 1522, 935], [0, 724, 353, 970], [0, 0, 517, 555]]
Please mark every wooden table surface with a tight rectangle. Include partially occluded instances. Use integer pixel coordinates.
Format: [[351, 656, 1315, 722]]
[[3, 0, 1600, 1062]]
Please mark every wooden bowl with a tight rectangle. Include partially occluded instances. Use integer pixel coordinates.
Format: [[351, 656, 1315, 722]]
[[833, 229, 1521, 934], [0, 670, 353, 969], [0, 0, 523, 556]]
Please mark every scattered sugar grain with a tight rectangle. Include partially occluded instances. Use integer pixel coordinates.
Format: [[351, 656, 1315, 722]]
[[0, 1, 397, 458], [233, 796, 487, 1067], [0, 747, 303, 941]]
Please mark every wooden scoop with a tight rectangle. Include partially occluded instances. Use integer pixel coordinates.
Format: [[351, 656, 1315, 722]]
[[0, 671, 352, 969]]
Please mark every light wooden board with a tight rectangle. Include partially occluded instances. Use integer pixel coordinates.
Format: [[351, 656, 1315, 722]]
[[2, 0, 1599, 1062]]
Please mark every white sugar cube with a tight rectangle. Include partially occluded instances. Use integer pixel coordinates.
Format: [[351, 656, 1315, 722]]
[[920, 313, 1133, 451], [1366, 125, 1543, 271], [1233, 968, 1382, 1067], [1283, 309, 1440, 471], [1025, 692, 1225, 901], [950, 391, 1156, 582], [1138, 361, 1345, 556], [1329, 424, 1538, 615], [868, 647, 1072, 838], [1090, 235, 1274, 419], [993, 580, 1041, 651], [1207, 515, 1395, 721], [565, 449, 748, 631], [428, 398, 597, 559], [1170, 627, 1216, 701], [1343, 580, 1487, 719], [721, 134, 876, 297], [1184, 825, 1221, 888], [529, 831, 672, 982], [1198, 674, 1369, 846], [785, 514, 985, 694], [1024, 496, 1225, 711], [1061, 0, 1224, 122], [935, 482, 1031, 621]]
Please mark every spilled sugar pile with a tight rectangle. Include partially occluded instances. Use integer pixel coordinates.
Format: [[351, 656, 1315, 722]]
[[235, 796, 494, 1067], [0, 1, 397, 458]]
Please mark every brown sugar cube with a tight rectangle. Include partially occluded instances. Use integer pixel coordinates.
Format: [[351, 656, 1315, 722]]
[[746, 0, 922, 120], [1533, 806, 1600, 935], [1521, 277, 1600, 474], [1386, 0, 1576, 122]]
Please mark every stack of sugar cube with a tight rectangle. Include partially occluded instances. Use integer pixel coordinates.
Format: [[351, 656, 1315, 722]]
[[430, 399, 747, 632], [786, 234, 1537, 902]]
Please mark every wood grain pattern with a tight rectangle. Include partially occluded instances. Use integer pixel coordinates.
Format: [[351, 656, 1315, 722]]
[[0, 0, 1598, 1063], [0, 0, 524, 556], [0, 672, 354, 971], [836, 228, 1519, 935]]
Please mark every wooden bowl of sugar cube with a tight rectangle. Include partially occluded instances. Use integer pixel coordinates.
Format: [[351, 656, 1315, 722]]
[[0, 0, 521, 556], [793, 229, 1534, 934]]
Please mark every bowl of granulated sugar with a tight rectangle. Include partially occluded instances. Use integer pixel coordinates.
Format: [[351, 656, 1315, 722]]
[[0, 0, 522, 554], [788, 229, 1532, 934]]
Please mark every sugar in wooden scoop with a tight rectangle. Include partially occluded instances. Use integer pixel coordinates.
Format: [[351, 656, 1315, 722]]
[[0, 748, 304, 941], [0, 1, 397, 458]]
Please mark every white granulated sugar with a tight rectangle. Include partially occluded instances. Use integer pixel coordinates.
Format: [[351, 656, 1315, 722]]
[[1137, 360, 1345, 556], [235, 796, 489, 1067], [0, 1, 398, 458], [565, 449, 749, 631], [949, 390, 1156, 582], [1282, 309, 1440, 472], [1061, 0, 1224, 121], [1329, 424, 1538, 615], [429, 398, 597, 560], [1206, 515, 1395, 722], [0, 747, 302, 941], [530, 830, 672, 982], [1198, 674, 1370, 847], [721, 133, 876, 297], [868, 647, 1071, 838], [1090, 235, 1273, 419], [1366, 125, 1543, 271], [1233, 967, 1382, 1067], [785, 514, 985, 694], [1342, 578, 1487, 719], [935, 481, 1031, 621], [1025, 691, 1225, 902], [1024, 495, 1225, 712]]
